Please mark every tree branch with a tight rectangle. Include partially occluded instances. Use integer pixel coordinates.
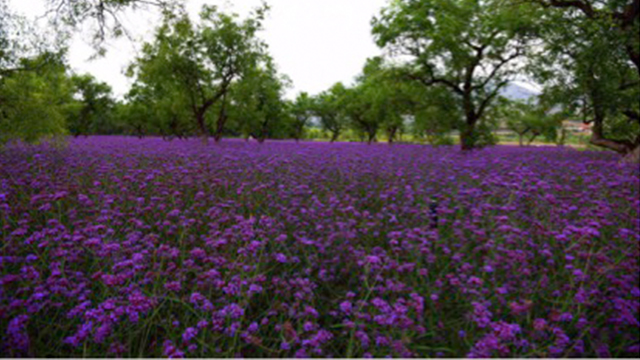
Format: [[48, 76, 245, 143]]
[[411, 62, 464, 95], [535, 0, 596, 18], [472, 47, 523, 91], [476, 80, 509, 119]]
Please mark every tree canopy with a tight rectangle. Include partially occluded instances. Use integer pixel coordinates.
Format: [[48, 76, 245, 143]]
[[372, 0, 538, 149], [126, 4, 270, 141]]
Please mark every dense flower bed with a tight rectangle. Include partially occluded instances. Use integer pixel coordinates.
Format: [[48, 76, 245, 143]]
[[1, 137, 639, 357]]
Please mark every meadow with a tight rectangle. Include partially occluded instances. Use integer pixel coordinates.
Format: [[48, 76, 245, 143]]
[[1, 137, 639, 358]]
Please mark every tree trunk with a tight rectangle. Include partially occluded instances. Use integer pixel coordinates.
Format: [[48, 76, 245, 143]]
[[518, 133, 524, 147], [388, 127, 397, 144], [460, 92, 479, 151], [367, 131, 376, 145], [460, 91, 478, 150], [590, 120, 631, 154], [214, 99, 227, 143], [460, 121, 477, 151], [330, 131, 339, 143], [213, 125, 224, 142], [258, 119, 269, 144], [557, 128, 567, 146], [196, 112, 208, 138]]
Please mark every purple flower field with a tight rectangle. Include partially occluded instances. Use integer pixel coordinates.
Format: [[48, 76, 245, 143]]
[[1, 137, 639, 358]]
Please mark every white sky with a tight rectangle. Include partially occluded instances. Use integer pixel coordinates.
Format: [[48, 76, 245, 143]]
[[8, 0, 390, 99]]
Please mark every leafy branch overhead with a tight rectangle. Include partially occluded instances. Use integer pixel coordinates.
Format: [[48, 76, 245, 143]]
[[44, 0, 181, 53]]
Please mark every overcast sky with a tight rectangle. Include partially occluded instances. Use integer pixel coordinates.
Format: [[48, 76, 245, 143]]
[[9, 0, 390, 99]]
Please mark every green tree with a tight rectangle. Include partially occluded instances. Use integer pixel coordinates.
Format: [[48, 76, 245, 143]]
[[314, 83, 348, 143], [366, 62, 413, 144], [372, 0, 536, 150], [0, 52, 74, 145], [528, 1, 639, 76], [529, 0, 640, 161], [230, 58, 290, 143], [128, 4, 268, 141], [345, 58, 393, 144], [1, 0, 73, 146], [498, 99, 562, 146], [343, 85, 378, 144], [68, 74, 115, 136], [116, 95, 155, 138], [411, 86, 461, 145], [290, 92, 314, 142]]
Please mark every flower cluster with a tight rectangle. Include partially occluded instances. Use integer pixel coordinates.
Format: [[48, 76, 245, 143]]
[[1, 137, 638, 357]]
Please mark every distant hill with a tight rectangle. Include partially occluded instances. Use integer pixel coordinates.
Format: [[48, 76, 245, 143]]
[[499, 82, 540, 101]]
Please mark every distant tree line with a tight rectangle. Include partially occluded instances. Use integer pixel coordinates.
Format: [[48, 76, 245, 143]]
[[1, 0, 638, 161]]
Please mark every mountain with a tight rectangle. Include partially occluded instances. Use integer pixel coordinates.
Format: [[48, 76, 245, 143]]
[[499, 82, 540, 101]]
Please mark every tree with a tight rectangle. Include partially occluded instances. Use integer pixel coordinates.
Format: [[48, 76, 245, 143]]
[[411, 86, 461, 145], [344, 58, 395, 144], [529, 0, 639, 76], [127, 4, 268, 141], [364, 61, 413, 144], [498, 99, 562, 146], [230, 58, 290, 143], [1, 0, 76, 146], [116, 95, 155, 138], [530, 0, 640, 161], [314, 83, 348, 143], [343, 85, 379, 144], [372, 0, 536, 150], [68, 74, 115, 136], [290, 92, 314, 142], [0, 52, 74, 145]]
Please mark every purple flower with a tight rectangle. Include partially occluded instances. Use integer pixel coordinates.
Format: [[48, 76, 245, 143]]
[[164, 281, 182, 292], [339, 301, 353, 314], [247, 322, 259, 334], [163, 340, 185, 358], [182, 327, 198, 342], [274, 253, 288, 263], [366, 255, 382, 264], [220, 303, 244, 319]]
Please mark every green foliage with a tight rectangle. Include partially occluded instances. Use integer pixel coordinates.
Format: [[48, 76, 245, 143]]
[[229, 58, 291, 142], [68, 74, 116, 136], [44, 0, 182, 54], [127, 4, 270, 140], [372, 0, 538, 149], [497, 99, 562, 146], [1, 0, 73, 147], [313, 82, 349, 142], [115, 94, 158, 138], [290, 92, 314, 141], [411, 85, 461, 145], [354, 58, 408, 144], [530, 0, 640, 155], [0, 52, 73, 145]]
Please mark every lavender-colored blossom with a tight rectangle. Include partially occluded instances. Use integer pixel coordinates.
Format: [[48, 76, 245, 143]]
[[0, 138, 637, 358]]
